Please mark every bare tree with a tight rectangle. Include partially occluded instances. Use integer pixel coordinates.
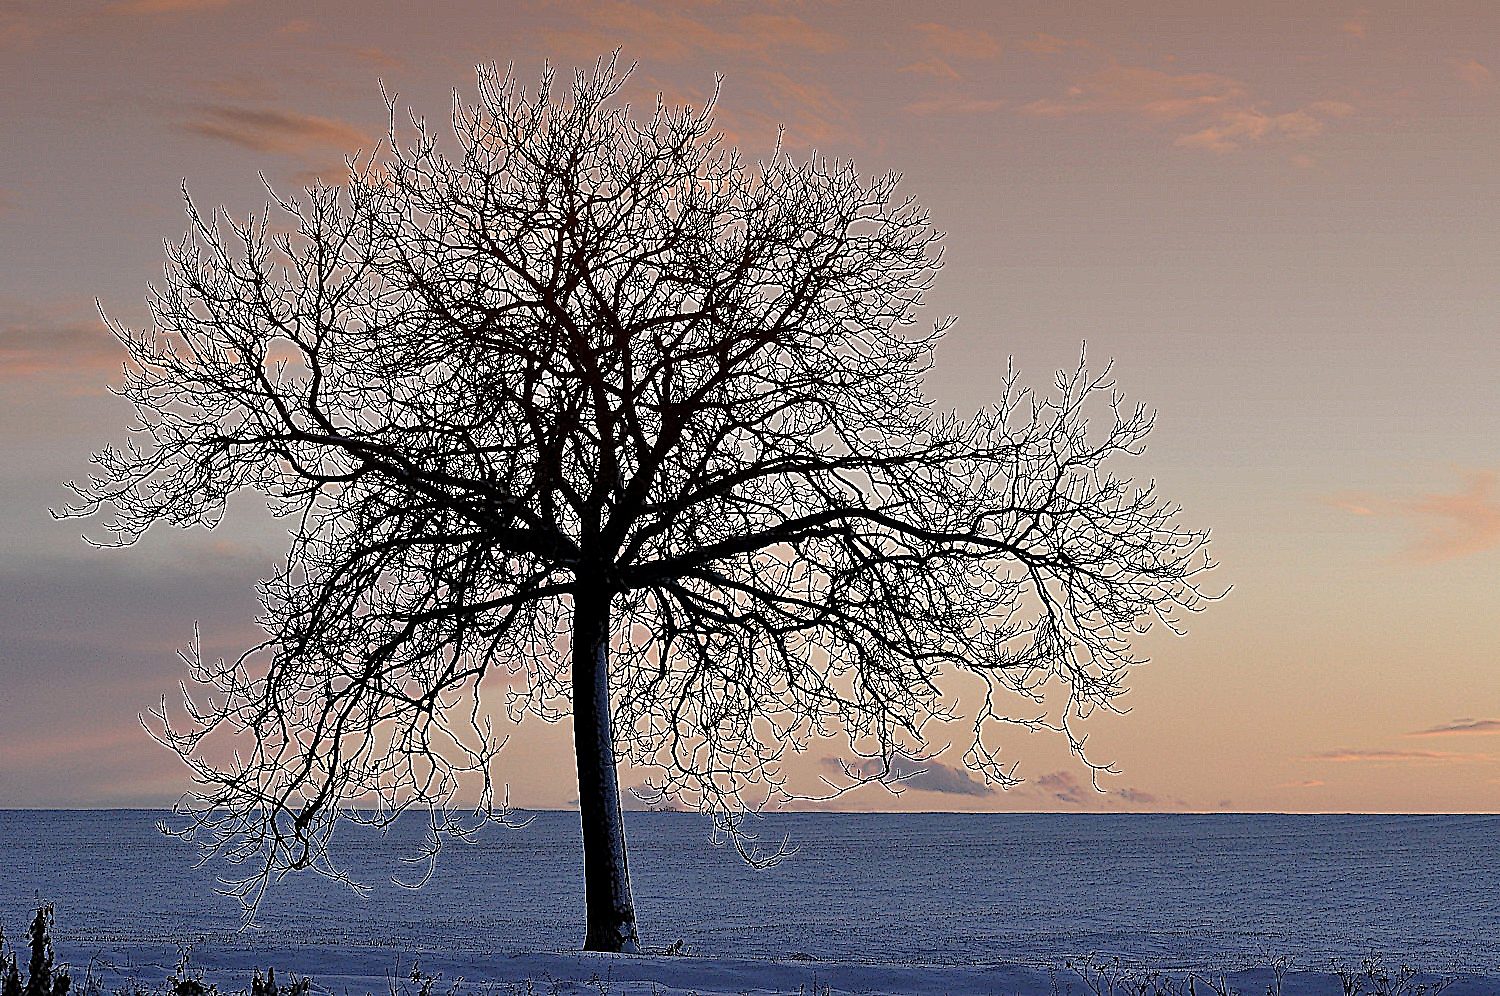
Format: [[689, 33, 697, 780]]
[[63, 58, 1215, 953]]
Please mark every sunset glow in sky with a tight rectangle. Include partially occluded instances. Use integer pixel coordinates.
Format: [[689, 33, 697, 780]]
[[2, 1, 1498, 813]]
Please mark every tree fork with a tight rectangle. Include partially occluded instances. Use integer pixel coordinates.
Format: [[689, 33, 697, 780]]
[[570, 581, 641, 953]]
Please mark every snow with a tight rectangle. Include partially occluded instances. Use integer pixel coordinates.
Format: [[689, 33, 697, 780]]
[[4, 812, 1496, 995], [77, 948, 1495, 996]]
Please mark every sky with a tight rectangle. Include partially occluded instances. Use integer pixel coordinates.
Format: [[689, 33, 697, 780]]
[[1, 0, 1497, 814]]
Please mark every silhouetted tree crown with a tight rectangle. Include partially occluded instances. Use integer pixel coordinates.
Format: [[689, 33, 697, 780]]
[[64, 58, 1214, 950]]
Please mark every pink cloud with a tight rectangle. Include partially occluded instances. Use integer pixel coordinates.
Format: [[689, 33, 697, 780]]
[[1034, 769, 1092, 805], [1279, 779, 1326, 788]]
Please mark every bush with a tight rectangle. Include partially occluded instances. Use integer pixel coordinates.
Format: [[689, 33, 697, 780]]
[[0, 907, 70, 996]]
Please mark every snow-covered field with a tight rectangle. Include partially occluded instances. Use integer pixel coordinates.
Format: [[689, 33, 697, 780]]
[[3, 812, 1495, 995], [68, 947, 1498, 996]]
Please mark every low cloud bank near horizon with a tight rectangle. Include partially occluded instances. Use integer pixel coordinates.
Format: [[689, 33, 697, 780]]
[[822, 754, 996, 797]]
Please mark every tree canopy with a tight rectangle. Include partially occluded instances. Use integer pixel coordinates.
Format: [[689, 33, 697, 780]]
[[64, 57, 1215, 950]]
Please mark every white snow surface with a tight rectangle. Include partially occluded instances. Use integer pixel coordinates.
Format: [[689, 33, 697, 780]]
[[73, 948, 1496, 996], [3, 812, 1495, 995]]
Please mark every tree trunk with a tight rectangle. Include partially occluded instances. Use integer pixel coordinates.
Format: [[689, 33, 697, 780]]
[[571, 583, 641, 953]]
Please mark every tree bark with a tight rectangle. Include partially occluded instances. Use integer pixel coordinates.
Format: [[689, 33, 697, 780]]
[[571, 582, 641, 953]]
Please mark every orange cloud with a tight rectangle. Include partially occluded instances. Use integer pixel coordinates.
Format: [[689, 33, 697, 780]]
[[1308, 748, 1491, 763], [900, 58, 961, 81], [905, 96, 1007, 116], [1408, 718, 1500, 738], [748, 70, 853, 147], [1024, 64, 1244, 121], [1325, 496, 1376, 516], [899, 21, 1004, 116], [0, 301, 121, 382], [1279, 779, 1326, 788], [543, 2, 841, 65], [1176, 103, 1353, 154], [1024, 61, 1354, 154], [1400, 471, 1500, 563], [0, 9, 37, 48], [737, 13, 844, 55], [109, 0, 233, 13], [1341, 15, 1368, 40], [912, 22, 1000, 62], [331, 45, 409, 71], [1020, 34, 1094, 56], [181, 104, 371, 156], [1453, 58, 1494, 90]]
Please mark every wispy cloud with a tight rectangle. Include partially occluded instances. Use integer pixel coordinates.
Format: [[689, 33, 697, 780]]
[[543, 2, 842, 65], [1394, 471, 1500, 563], [1024, 64, 1245, 121], [1308, 748, 1490, 764], [1020, 34, 1094, 56], [1279, 779, 1326, 788], [900, 59, 961, 82], [737, 13, 843, 56], [1327, 470, 1500, 563], [1407, 718, 1500, 738], [1175, 103, 1353, 154], [1453, 58, 1494, 91], [1325, 496, 1376, 517], [912, 22, 1000, 62], [181, 104, 370, 156], [905, 96, 1007, 116], [0, 301, 121, 383], [752, 70, 853, 147], [108, 0, 234, 14], [327, 45, 409, 72], [1023, 60, 1355, 155], [900, 21, 1004, 115]]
